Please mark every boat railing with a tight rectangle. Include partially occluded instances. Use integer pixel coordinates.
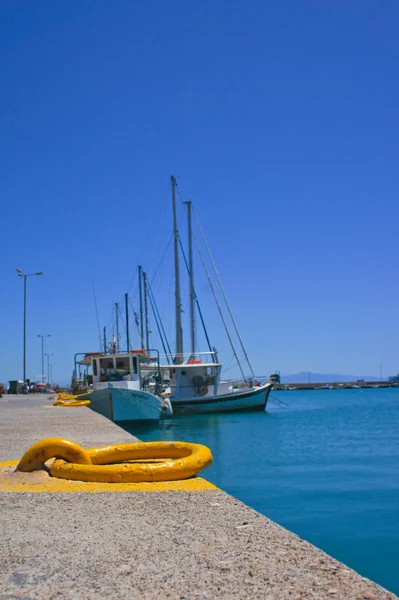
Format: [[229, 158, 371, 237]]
[[220, 376, 270, 387], [156, 351, 217, 366]]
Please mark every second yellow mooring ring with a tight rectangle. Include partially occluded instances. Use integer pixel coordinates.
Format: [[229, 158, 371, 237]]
[[54, 393, 90, 407], [54, 399, 91, 407], [16, 438, 213, 483]]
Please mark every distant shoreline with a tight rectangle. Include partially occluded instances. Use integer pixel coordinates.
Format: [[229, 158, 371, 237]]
[[273, 381, 394, 390]]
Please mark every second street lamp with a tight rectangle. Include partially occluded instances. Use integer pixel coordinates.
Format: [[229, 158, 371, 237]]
[[16, 269, 43, 384], [45, 353, 54, 383], [38, 334, 51, 383]]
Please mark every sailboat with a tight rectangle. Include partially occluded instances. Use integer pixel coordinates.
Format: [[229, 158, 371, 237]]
[[152, 176, 273, 415]]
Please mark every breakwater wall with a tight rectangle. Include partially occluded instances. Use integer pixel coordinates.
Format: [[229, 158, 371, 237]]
[[0, 394, 396, 599], [274, 381, 391, 390]]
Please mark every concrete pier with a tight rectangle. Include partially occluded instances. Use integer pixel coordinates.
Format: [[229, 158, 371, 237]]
[[0, 394, 397, 599]]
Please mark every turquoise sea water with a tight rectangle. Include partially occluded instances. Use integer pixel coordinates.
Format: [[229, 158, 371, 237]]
[[122, 388, 399, 595]]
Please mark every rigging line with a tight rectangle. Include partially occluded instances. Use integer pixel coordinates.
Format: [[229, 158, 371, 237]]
[[268, 398, 286, 408], [111, 303, 115, 336], [134, 190, 171, 282], [156, 251, 174, 317], [269, 394, 289, 407], [92, 284, 103, 352], [190, 225, 246, 380], [178, 195, 204, 346], [223, 364, 239, 374], [112, 295, 130, 331], [223, 354, 236, 372], [111, 288, 131, 314], [128, 298, 143, 348], [104, 302, 116, 336], [178, 237, 214, 360], [125, 271, 137, 295], [147, 283, 170, 364], [149, 232, 174, 286], [135, 190, 170, 275], [124, 201, 169, 295], [118, 311, 126, 336], [119, 312, 130, 352], [147, 281, 172, 358], [192, 206, 256, 378]]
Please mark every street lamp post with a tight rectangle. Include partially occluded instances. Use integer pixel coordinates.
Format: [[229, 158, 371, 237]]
[[45, 353, 54, 383], [38, 334, 51, 383], [16, 269, 43, 383]]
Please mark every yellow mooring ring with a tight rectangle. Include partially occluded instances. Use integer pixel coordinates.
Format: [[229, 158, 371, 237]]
[[53, 393, 90, 407], [16, 438, 213, 483], [53, 399, 91, 407]]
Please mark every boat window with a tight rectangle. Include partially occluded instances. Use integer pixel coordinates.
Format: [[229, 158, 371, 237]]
[[132, 357, 138, 374], [100, 357, 115, 376], [93, 360, 98, 376], [204, 367, 214, 376], [116, 357, 130, 375]]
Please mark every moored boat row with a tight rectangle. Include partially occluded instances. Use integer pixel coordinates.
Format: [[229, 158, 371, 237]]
[[76, 349, 272, 422], [73, 177, 273, 423]]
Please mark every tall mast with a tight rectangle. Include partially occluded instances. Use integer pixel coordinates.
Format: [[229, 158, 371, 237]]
[[125, 293, 130, 352], [115, 302, 120, 353], [138, 265, 144, 350], [171, 175, 183, 363], [186, 201, 195, 357], [143, 271, 150, 351]]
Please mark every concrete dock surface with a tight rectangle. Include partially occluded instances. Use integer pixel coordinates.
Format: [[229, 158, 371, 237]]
[[0, 394, 397, 600]]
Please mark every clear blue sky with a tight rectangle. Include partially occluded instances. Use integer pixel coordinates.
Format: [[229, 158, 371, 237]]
[[1, 0, 398, 384]]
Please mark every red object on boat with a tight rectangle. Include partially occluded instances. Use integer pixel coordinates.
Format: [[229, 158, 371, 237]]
[[187, 359, 201, 364], [130, 349, 147, 354]]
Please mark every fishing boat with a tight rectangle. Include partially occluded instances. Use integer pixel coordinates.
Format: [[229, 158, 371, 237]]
[[76, 176, 272, 417], [75, 348, 173, 422], [135, 176, 273, 414], [160, 354, 272, 415]]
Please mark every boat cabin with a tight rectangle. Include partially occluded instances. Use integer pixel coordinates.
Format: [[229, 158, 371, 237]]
[[160, 355, 223, 399], [78, 350, 160, 393], [93, 353, 141, 384]]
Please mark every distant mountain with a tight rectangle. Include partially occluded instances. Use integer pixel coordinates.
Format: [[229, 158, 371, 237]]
[[279, 372, 381, 384]]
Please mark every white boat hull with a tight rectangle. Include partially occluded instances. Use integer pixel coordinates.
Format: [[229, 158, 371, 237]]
[[86, 384, 172, 422], [171, 382, 273, 415]]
